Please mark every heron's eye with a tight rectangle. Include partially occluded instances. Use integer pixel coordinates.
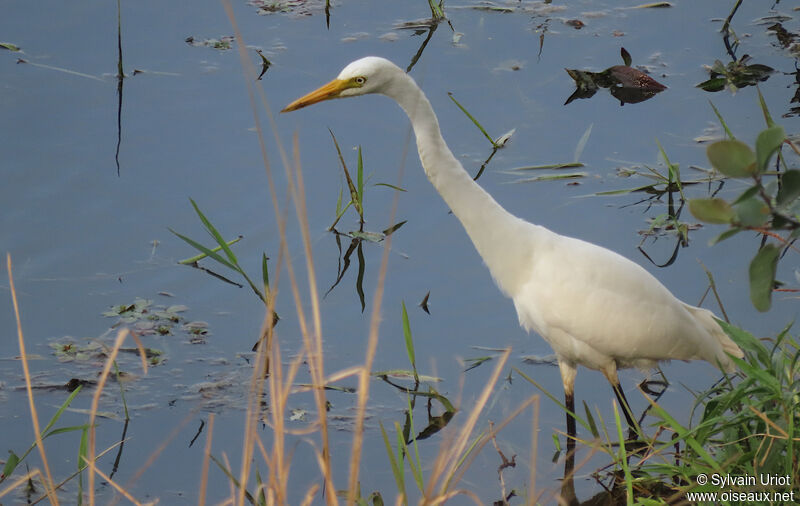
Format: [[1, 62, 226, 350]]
[[354, 76, 367, 85]]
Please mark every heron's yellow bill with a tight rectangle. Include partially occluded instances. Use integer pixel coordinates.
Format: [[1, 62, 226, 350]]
[[281, 78, 348, 112]]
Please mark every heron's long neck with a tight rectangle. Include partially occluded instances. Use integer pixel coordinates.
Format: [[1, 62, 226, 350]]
[[385, 74, 534, 296]]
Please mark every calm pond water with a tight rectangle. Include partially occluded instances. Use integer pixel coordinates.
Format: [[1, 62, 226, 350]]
[[2, 0, 799, 503]]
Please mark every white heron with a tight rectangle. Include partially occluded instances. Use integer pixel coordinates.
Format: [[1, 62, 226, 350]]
[[282, 56, 742, 434]]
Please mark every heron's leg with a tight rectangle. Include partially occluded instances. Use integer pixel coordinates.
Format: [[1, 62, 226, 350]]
[[602, 367, 637, 434], [558, 361, 578, 505], [558, 360, 578, 455]]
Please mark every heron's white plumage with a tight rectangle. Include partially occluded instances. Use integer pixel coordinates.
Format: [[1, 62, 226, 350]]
[[283, 56, 743, 404]]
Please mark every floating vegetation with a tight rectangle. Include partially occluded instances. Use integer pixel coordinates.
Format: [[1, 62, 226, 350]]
[[511, 172, 587, 183], [103, 297, 189, 337], [50, 339, 163, 367], [248, 0, 327, 16], [696, 56, 774, 93], [0, 42, 20, 51], [185, 36, 234, 50], [630, 1, 673, 8]]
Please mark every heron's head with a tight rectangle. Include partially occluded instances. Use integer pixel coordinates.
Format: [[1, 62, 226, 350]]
[[282, 57, 403, 112]]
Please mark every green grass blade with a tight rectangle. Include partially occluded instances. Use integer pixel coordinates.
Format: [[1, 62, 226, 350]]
[[511, 162, 585, 171], [329, 129, 363, 218], [612, 402, 634, 506], [401, 301, 418, 382], [708, 100, 735, 139], [448, 92, 496, 147], [170, 228, 238, 271], [113, 361, 130, 420], [329, 200, 353, 231], [178, 236, 243, 265], [374, 182, 407, 192], [44, 425, 90, 438], [379, 421, 406, 503], [78, 427, 88, 505], [756, 86, 776, 128], [42, 385, 83, 436], [404, 397, 424, 491], [189, 198, 239, 265], [261, 253, 270, 292], [514, 367, 593, 433], [210, 454, 257, 504], [656, 139, 684, 199], [582, 400, 599, 438]]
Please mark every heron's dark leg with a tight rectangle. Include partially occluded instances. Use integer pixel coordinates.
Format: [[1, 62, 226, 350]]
[[559, 361, 578, 505], [611, 380, 636, 429], [603, 366, 639, 445], [558, 360, 579, 455]]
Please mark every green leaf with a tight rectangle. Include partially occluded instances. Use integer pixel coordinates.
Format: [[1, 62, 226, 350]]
[[2, 451, 20, 479], [755, 125, 785, 172], [189, 198, 239, 265], [706, 140, 756, 177], [401, 301, 418, 382], [261, 253, 270, 291], [448, 92, 496, 147], [374, 182, 406, 192], [696, 77, 727, 92], [0, 42, 21, 51], [749, 244, 779, 312], [689, 198, 734, 224], [732, 186, 759, 205], [170, 228, 237, 271], [709, 228, 741, 245], [734, 197, 769, 227], [379, 422, 405, 497], [777, 170, 800, 207], [708, 100, 734, 140]]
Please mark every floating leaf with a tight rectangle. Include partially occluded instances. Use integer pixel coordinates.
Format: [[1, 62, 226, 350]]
[[512, 162, 585, 171], [749, 244, 779, 311], [755, 125, 785, 172], [513, 172, 587, 183], [696, 77, 727, 92], [688, 198, 734, 224], [706, 139, 756, 177], [777, 170, 800, 207], [0, 42, 20, 51]]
